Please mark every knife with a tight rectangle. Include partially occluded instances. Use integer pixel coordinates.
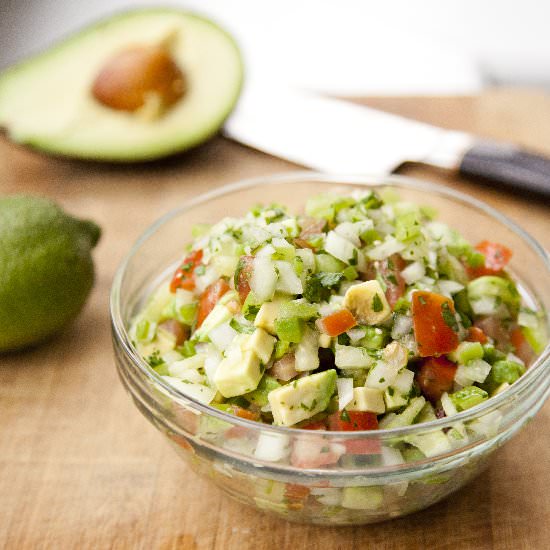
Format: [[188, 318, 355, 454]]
[[224, 84, 550, 196]]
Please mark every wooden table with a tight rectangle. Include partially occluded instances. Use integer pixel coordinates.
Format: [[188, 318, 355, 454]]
[[0, 90, 548, 550]]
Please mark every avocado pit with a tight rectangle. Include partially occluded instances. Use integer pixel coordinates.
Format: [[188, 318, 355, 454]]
[[91, 44, 187, 114]]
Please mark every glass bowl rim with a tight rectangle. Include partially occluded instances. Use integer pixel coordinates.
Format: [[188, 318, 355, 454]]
[[110, 171, 550, 439]]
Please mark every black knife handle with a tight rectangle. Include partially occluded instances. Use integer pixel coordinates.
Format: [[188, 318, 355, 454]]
[[459, 141, 550, 196]]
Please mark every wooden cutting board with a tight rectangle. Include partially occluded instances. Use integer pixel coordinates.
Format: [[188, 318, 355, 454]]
[[0, 90, 548, 550]]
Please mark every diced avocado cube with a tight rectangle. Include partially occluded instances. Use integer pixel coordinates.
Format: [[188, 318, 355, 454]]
[[448, 341, 484, 364], [484, 359, 525, 393], [214, 349, 262, 398], [275, 317, 305, 343], [254, 301, 281, 334], [384, 388, 409, 411], [268, 369, 337, 426], [243, 328, 276, 364], [347, 387, 385, 414], [343, 280, 391, 325], [245, 375, 281, 406], [450, 385, 488, 411], [341, 486, 383, 510]]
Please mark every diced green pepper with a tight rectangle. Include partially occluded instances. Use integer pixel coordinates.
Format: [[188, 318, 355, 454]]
[[315, 253, 346, 273], [448, 341, 484, 364], [274, 339, 291, 359], [484, 360, 525, 393], [245, 375, 281, 406], [342, 265, 359, 281], [482, 343, 506, 364], [278, 300, 318, 320], [450, 386, 488, 411], [359, 326, 388, 350]]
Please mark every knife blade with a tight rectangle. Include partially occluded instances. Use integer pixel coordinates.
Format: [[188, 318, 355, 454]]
[[224, 84, 550, 196]]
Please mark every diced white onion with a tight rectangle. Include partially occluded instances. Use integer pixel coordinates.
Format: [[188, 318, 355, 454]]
[[393, 369, 415, 394], [255, 244, 276, 258], [334, 222, 361, 247], [204, 347, 223, 386], [440, 392, 458, 417], [437, 280, 464, 297], [367, 237, 406, 260], [208, 321, 238, 352], [337, 377, 354, 410], [254, 432, 291, 462], [471, 296, 498, 316], [401, 261, 425, 284], [275, 261, 303, 295], [250, 257, 278, 301], [194, 266, 219, 293], [506, 352, 525, 366], [454, 359, 491, 386], [325, 231, 357, 263], [391, 315, 412, 339], [335, 345, 373, 369], [347, 327, 366, 343]]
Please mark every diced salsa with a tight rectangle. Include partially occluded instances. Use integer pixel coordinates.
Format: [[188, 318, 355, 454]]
[[132, 190, 546, 437]]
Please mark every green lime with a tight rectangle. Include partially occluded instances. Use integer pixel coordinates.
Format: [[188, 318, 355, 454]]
[[0, 195, 101, 352]]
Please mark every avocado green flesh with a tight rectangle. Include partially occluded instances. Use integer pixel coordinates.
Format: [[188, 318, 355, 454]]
[[0, 9, 243, 161]]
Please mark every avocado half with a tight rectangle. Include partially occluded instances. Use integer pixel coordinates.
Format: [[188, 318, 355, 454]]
[[0, 9, 243, 161]]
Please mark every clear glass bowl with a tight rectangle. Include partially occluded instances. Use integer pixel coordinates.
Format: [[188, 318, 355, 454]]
[[110, 173, 550, 525]]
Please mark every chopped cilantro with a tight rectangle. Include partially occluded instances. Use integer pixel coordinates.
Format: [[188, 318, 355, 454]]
[[441, 301, 459, 332], [303, 272, 344, 302], [372, 293, 383, 312], [146, 350, 163, 367], [340, 410, 351, 422]]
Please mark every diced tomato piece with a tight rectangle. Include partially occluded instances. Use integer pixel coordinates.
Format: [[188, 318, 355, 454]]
[[378, 254, 406, 308], [269, 353, 298, 382], [196, 279, 230, 327], [416, 356, 458, 403], [327, 411, 381, 455], [469, 241, 513, 278], [225, 426, 249, 439], [328, 410, 378, 431], [412, 290, 459, 357], [300, 420, 327, 430], [170, 249, 203, 292], [316, 309, 357, 337], [285, 483, 310, 501], [234, 255, 254, 302], [228, 405, 260, 422], [166, 432, 195, 453], [510, 327, 536, 367], [467, 326, 488, 344]]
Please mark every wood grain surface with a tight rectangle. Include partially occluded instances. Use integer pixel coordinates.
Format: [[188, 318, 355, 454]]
[[0, 90, 549, 550]]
